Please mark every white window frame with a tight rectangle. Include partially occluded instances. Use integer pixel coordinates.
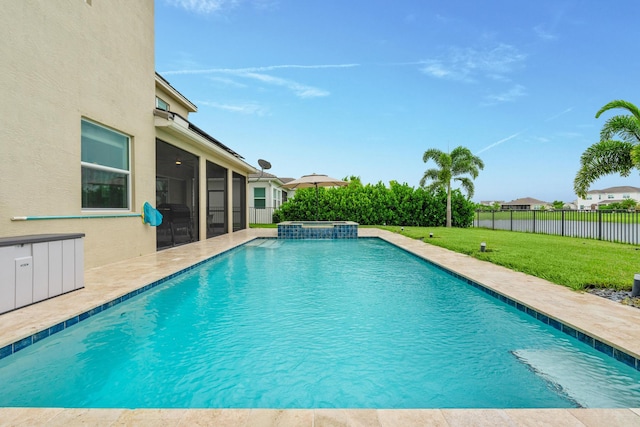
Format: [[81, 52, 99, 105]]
[[254, 187, 266, 209], [156, 97, 170, 111], [81, 119, 131, 211]]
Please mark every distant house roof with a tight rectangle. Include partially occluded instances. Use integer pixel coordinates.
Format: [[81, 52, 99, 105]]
[[249, 172, 278, 180], [587, 186, 640, 194], [248, 173, 296, 187], [502, 197, 550, 206]]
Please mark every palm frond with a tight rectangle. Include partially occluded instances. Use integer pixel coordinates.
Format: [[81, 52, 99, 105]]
[[573, 139, 635, 197], [454, 177, 475, 199], [599, 115, 640, 143], [596, 100, 640, 122]]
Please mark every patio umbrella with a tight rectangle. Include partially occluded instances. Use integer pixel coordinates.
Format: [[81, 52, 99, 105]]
[[282, 173, 348, 220]]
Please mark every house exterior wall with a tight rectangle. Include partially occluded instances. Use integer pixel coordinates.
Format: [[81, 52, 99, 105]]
[[248, 179, 287, 224], [155, 80, 196, 118], [576, 187, 640, 210], [248, 181, 283, 209], [0, 1, 156, 268]]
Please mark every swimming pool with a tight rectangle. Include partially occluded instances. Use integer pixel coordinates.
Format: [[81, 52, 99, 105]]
[[0, 238, 639, 408]]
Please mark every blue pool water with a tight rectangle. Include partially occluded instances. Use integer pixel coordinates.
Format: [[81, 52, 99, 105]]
[[1, 238, 640, 408]]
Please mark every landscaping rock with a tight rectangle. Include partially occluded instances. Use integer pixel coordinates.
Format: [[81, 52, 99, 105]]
[[586, 288, 640, 309]]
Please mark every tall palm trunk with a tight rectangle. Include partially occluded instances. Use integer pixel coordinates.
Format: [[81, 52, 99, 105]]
[[446, 184, 452, 227]]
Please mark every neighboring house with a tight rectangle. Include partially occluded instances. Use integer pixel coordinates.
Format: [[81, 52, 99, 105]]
[[576, 186, 640, 210], [501, 198, 551, 210], [478, 200, 504, 208], [1, 1, 256, 269], [248, 172, 292, 223]]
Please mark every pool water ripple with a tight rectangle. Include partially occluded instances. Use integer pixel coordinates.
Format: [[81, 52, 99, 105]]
[[0, 239, 639, 408]]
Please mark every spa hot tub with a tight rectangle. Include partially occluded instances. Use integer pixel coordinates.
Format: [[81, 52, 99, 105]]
[[277, 221, 358, 239]]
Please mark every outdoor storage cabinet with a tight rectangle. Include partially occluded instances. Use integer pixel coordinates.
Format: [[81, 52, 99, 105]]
[[0, 233, 85, 314]]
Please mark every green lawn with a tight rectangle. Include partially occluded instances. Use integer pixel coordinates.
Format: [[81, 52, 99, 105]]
[[377, 226, 639, 291]]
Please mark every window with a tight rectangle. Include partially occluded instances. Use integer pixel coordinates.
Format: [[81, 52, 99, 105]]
[[254, 187, 266, 209], [156, 97, 170, 111], [608, 194, 614, 199], [586, 195, 592, 200], [273, 188, 282, 208], [623, 194, 630, 199], [81, 119, 130, 209]]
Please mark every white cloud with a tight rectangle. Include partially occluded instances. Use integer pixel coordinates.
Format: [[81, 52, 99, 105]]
[[197, 100, 268, 115], [207, 76, 248, 88], [421, 43, 526, 83], [545, 107, 573, 122], [476, 130, 526, 154], [164, 0, 236, 14], [534, 24, 557, 41], [485, 84, 527, 103], [239, 72, 329, 98], [162, 63, 359, 75], [160, 63, 357, 98]]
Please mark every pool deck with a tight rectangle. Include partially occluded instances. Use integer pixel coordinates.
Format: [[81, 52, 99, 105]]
[[1, 227, 640, 426]]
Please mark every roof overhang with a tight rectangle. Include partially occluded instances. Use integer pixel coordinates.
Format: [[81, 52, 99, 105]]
[[154, 110, 257, 174], [155, 73, 197, 113]]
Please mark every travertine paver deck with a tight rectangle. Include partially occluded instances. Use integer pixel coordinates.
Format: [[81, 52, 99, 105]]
[[1, 228, 639, 426]]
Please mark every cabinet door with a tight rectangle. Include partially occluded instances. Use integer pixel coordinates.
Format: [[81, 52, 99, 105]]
[[48, 241, 63, 297], [33, 242, 49, 302], [15, 256, 33, 307], [0, 247, 16, 314], [74, 238, 84, 289], [62, 240, 75, 293]]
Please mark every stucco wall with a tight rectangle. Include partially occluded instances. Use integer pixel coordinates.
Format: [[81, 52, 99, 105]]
[[0, 1, 156, 268]]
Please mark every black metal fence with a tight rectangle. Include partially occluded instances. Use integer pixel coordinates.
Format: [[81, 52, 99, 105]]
[[475, 210, 640, 245], [249, 207, 277, 224]]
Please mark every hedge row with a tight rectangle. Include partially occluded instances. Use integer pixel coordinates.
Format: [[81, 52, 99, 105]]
[[272, 180, 475, 227]]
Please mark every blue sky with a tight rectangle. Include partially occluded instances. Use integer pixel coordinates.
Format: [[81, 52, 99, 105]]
[[155, 0, 640, 203]]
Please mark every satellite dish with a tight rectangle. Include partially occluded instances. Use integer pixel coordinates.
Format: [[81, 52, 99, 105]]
[[258, 159, 272, 170]]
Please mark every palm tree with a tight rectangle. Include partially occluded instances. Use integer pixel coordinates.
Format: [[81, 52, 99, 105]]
[[420, 146, 484, 227], [574, 100, 640, 197]]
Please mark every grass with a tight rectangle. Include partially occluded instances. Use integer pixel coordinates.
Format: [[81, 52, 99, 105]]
[[376, 226, 640, 291], [252, 222, 638, 291]]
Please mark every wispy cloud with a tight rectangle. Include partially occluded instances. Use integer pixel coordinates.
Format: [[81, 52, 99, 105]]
[[242, 72, 329, 98], [197, 100, 268, 115], [162, 63, 360, 75], [207, 76, 248, 88], [164, 0, 279, 14], [420, 43, 526, 83], [484, 84, 527, 104], [476, 130, 526, 154], [164, 0, 236, 14], [160, 63, 358, 99], [534, 24, 557, 41], [545, 107, 573, 122]]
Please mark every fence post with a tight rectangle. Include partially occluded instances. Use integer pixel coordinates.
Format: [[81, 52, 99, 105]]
[[510, 210, 513, 231], [598, 210, 602, 240], [561, 210, 565, 237], [533, 210, 536, 233]]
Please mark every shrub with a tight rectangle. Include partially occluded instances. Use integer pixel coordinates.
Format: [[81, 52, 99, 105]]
[[274, 180, 475, 227]]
